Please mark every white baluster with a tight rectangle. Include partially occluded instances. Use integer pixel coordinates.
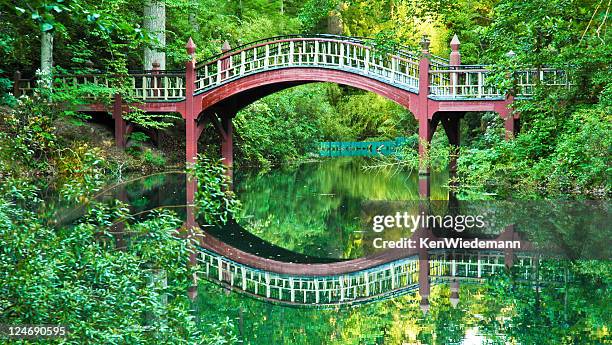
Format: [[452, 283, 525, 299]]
[[240, 51, 246, 75], [289, 41, 294, 65], [478, 252, 482, 278], [478, 72, 483, 98]]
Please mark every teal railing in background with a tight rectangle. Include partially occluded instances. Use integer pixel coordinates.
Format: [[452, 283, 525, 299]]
[[319, 137, 411, 157]]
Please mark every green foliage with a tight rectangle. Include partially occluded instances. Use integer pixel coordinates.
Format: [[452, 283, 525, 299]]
[[0, 95, 60, 175], [143, 149, 168, 169], [457, 103, 611, 199], [234, 84, 332, 166], [190, 156, 241, 226], [0, 183, 203, 343]]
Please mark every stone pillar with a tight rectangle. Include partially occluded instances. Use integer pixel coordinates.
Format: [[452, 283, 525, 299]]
[[185, 37, 198, 164]]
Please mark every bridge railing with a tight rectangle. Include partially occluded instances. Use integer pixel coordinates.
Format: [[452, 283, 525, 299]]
[[429, 66, 571, 100], [196, 245, 544, 306], [429, 66, 503, 99], [197, 246, 421, 305], [14, 71, 186, 102], [194, 37, 421, 94], [514, 69, 571, 98]]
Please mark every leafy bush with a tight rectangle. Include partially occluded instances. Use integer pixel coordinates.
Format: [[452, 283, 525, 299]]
[[0, 184, 204, 343], [189, 156, 241, 226]]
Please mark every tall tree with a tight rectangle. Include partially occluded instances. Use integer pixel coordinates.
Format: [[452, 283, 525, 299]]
[[143, 0, 166, 70]]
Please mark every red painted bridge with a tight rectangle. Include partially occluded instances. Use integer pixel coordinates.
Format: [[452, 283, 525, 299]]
[[15, 34, 569, 196]]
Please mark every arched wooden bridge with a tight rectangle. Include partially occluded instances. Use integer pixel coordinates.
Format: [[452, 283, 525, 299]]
[[14, 34, 569, 196]]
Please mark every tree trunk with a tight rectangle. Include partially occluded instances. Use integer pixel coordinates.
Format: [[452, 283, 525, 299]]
[[188, 0, 200, 32], [40, 30, 53, 87], [144, 0, 166, 70]]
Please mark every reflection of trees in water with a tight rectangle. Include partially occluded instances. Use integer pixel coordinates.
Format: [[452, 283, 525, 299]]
[[194, 260, 610, 344], [235, 158, 448, 259]]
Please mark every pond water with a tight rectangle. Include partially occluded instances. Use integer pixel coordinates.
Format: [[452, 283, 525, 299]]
[[233, 157, 448, 260], [87, 157, 609, 344]]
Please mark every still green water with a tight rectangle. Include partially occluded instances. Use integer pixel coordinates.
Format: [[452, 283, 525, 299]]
[[95, 157, 609, 344], [192, 158, 610, 345], [233, 157, 448, 260]]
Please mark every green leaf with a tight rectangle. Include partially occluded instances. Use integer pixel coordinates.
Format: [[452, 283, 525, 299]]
[[41, 23, 54, 32], [15, 6, 26, 14]]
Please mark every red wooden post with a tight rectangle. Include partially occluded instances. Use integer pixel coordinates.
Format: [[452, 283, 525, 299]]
[[185, 37, 198, 164], [417, 35, 433, 198], [152, 61, 161, 98], [441, 114, 461, 173], [449, 34, 461, 65], [220, 115, 234, 180], [13, 71, 21, 97], [449, 280, 460, 308], [113, 93, 127, 148], [504, 50, 519, 140], [449, 34, 460, 97], [221, 40, 231, 80], [504, 95, 519, 140], [185, 175, 199, 300], [417, 240, 430, 314], [417, 35, 432, 175], [502, 224, 516, 268]]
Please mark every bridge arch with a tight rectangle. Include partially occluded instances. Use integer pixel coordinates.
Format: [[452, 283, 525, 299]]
[[195, 68, 417, 117]]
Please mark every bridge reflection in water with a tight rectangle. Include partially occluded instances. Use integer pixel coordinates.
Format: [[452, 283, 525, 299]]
[[181, 177, 550, 310]]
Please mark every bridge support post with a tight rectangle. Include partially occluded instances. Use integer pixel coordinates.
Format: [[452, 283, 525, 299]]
[[417, 36, 434, 199], [418, 245, 430, 315], [504, 116, 520, 140], [113, 93, 127, 149], [185, 37, 198, 164], [185, 175, 199, 300], [220, 116, 234, 180], [440, 113, 462, 174], [503, 224, 516, 269]]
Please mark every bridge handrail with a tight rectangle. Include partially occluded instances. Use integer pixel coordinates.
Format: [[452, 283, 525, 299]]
[[195, 34, 448, 68], [194, 244, 554, 306]]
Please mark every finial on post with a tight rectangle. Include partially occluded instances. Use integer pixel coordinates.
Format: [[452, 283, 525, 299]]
[[420, 35, 431, 54], [152, 61, 160, 70], [450, 34, 461, 66], [186, 37, 196, 56], [221, 40, 231, 53]]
